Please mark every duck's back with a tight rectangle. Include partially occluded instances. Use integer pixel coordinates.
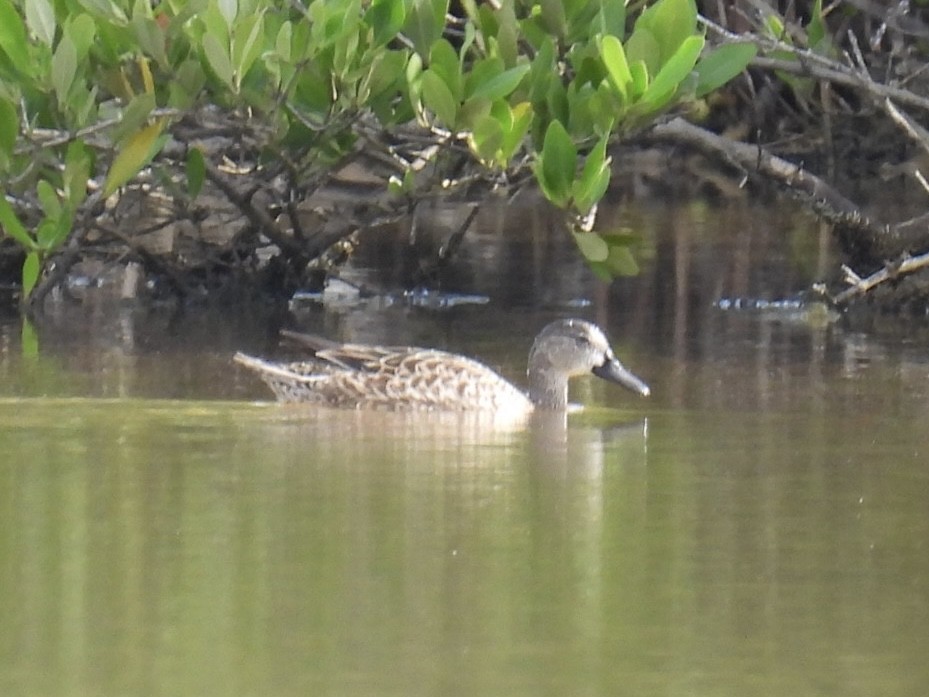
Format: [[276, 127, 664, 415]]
[[237, 346, 533, 412]]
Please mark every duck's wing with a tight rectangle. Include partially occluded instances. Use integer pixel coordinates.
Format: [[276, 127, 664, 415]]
[[280, 329, 418, 372], [242, 332, 533, 411], [279, 329, 343, 353], [319, 350, 531, 411]]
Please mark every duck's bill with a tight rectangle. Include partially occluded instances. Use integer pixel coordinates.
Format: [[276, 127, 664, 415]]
[[593, 359, 650, 397]]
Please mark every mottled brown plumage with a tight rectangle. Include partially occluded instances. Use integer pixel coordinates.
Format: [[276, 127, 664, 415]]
[[234, 319, 649, 413]]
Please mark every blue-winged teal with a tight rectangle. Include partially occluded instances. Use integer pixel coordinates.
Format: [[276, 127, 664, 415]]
[[234, 318, 649, 412]]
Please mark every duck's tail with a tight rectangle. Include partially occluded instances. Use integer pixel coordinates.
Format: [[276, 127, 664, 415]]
[[232, 353, 321, 383]]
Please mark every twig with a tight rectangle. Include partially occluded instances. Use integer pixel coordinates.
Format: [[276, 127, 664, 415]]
[[202, 160, 304, 258], [914, 169, 929, 197], [25, 191, 103, 313], [17, 107, 182, 154], [882, 98, 929, 157], [749, 56, 929, 112], [438, 204, 479, 262], [648, 117, 865, 221], [92, 221, 192, 297], [699, 14, 929, 113], [642, 117, 929, 264], [834, 250, 929, 304]]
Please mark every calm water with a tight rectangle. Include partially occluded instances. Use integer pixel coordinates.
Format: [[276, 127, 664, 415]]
[[1, 197, 928, 696]]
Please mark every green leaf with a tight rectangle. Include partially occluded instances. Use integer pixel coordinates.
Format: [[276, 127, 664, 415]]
[[499, 101, 532, 162], [71, 83, 98, 128], [600, 34, 631, 102], [217, 0, 237, 27], [606, 242, 639, 276], [587, 84, 618, 135], [0, 98, 17, 157], [132, 0, 152, 19], [63, 140, 91, 208], [404, 0, 447, 58], [635, 0, 697, 65], [573, 232, 609, 262], [275, 20, 291, 61], [763, 14, 786, 41], [22, 251, 41, 298], [464, 56, 504, 98], [629, 60, 648, 98], [566, 82, 596, 136], [168, 59, 207, 109], [365, 0, 406, 47], [638, 34, 704, 113], [573, 53, 604, 91], [564, 0, 600, 39], [491, 97, 513, 128], [186, 147, 206, 199], [36, 215, 70, 250], [132, 15, 168, 69], [65, 13, 97, 63], [624, 26, 661, 78], [546, 80, 570, 132], [421, 69, 458, 126], [77, 0, 128, 24], [695, 42, 756, 98], [25, 0, 56, 46], [807, 0, 834, 54], [467, 63, 530, 102], [0, 196, 35, 250], [406, 49, 423, 91], [494, 4, 518, 67], [595, 1, 625, 38], [111, 92, 155, 145], [51, 214, 71, 249], [588, 261, 612, 282], [36, 180, 61, 220], [587, 236, 641, 280], [198, 0, 229, 46], [808, 0, 825, 48], [0, 1, 34, 77], [232, 12, 264, 88], [457, 95, 490, 130], [20, 317, 38, 358], [202, 32, 234, 90], [366, 49, 408, 100], [470, 114, 503, 163], [538, 0, 566, 37], [537, 120, 576, 207], [527, 36, 555, 104], [573, 137, 610, 213], [103, 120, 165, 197], [52, 34, 78, 105], [429, 38, 462, 102], [334, 32, 361, 80]]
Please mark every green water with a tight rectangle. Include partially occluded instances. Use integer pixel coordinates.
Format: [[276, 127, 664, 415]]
[[1, 395, 926, 697], [2, 195, 928, 695]]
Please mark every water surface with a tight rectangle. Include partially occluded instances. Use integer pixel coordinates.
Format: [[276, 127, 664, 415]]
[[1, 196, 927, 696]]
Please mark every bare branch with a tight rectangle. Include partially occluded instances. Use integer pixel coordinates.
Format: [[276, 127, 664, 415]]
[[834, 250, 929, 304]]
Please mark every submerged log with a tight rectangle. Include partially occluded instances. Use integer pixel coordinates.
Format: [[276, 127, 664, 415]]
[[647, 117, 929, 314]]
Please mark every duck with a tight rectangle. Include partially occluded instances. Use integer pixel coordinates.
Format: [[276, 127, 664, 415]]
[[233, 318, 649, 412]]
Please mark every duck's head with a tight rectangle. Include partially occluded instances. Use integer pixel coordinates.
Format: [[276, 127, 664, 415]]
[[527, 319, 650, 408]]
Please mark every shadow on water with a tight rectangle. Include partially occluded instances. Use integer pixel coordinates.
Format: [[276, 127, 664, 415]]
[[1, 194, 928, 695]]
